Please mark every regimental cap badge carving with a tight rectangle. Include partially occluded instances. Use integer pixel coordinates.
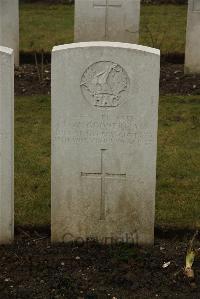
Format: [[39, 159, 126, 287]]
[[80, 61, 130, 108]]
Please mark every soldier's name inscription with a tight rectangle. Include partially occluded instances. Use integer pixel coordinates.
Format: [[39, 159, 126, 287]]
[[53, 114, 153, 145]]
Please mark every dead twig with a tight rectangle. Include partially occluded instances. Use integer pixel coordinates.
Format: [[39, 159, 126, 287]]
[[34, 52, 41, 83]]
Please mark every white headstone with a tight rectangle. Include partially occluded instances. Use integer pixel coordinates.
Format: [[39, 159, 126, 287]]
[[0, 0, 19, 65], [185, 0, 200, 73], [51, 42, 160, 245], [74, 0, 140, 43], [0, 46, 14, 244]]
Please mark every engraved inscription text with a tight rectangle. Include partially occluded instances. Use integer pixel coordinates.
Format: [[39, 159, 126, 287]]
[[54, 115, 154, 145]]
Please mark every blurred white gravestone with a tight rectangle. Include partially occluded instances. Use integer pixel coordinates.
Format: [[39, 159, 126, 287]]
[[51, 42, 160, 245], [0, 47, 14, 244], [0, 0, 19, 65], [74, 0, 140, 43], [185, 0, 200, 73]]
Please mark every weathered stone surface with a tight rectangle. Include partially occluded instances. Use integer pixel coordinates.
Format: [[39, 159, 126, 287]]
[[0, 0, 19, 65], [74, 0, 140, 43], [0, 46, 14, 244], [51, 42, 160, 245], [185, 0, 200, 73]]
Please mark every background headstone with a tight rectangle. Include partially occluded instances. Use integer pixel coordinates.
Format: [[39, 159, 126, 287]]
[[0, 46, 14, 244], [51, 42, 160, 245], [74, 0, 140, 43], [0, 0, 19, 65], [185, 0, 200, 73]]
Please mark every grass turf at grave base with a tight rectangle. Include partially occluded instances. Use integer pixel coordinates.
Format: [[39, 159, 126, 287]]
[[15, 95, 200, 228], [157, 96, 200, 228], [19, 3, 187, 54], [15, 96, 51, 226]]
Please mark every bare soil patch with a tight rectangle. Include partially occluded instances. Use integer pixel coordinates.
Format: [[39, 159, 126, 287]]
[[15, 63, 200, 96], [0, 228, 199, 298]]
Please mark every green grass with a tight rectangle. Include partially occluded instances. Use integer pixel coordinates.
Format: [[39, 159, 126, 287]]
[[15, 95, 200, 228], [15, 96, 51, 225], [157, 96, 200, 229], [140, 4, 187, 54], [19, 4, 74, 52], [19, 3, 187, 54]]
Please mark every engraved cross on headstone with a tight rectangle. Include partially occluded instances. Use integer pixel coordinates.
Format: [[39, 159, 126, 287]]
[[93, 0, 122, 8], [193, 0, 200, 12], [81, 149, 126, 220], [93, 0, 122, 39]]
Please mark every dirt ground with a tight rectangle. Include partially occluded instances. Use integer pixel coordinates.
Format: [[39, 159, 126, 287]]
[[15, 63, 200, 97], [0, 228, 199, 299]]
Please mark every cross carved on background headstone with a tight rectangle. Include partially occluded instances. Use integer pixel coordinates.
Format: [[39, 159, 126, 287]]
[[93, 0, 122, 39], [193, 0, 200, 12], [93, 0, 122, 8]]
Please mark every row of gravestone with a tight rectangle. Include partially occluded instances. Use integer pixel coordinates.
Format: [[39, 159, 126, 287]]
[[0, 41, 160, 245], [0, 0, 198, 246], [0, 0, 200, 73]]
